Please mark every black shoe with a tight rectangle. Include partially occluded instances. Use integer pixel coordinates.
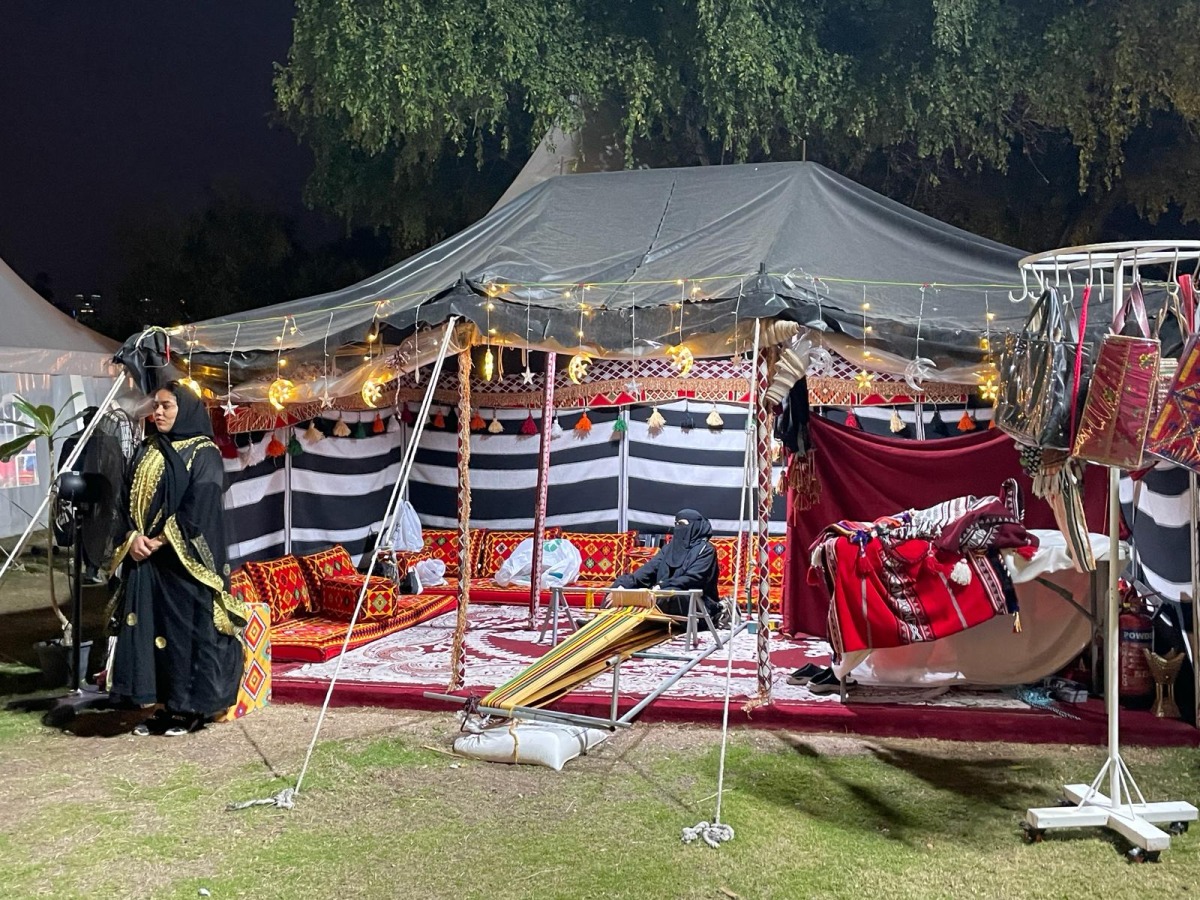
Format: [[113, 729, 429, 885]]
[[806, 667, 853, 695], [786, 663, 823, 686], [163, 713, 206, 737], [131, 709, 172, 736]]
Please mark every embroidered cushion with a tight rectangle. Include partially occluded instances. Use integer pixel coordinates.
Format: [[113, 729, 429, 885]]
[[421, 529, 486, 579], [229, 569, 262, 608], [764, 536, 788, 587], [711, 537, 748, 587], [214, 600, 271, 722], [477, 528, 562, 578], [320, 574, 401, 621], [561, 532, 634, 585], [244, 555, 311, 623], [297, 545, 357, 598]]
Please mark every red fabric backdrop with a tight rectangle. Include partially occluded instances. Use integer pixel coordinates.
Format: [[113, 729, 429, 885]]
[[781, 415, 1108, 637]]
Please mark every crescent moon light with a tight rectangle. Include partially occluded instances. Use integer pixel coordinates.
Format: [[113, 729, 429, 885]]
[[567, 352, 591, 384], [268, 378, 295, 411]]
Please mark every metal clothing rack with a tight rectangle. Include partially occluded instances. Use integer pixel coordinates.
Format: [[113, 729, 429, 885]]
[[1015, 242, 1199, 859]]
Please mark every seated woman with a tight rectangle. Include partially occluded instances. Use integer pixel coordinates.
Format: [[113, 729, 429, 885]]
[[611, 508, 721, 621]]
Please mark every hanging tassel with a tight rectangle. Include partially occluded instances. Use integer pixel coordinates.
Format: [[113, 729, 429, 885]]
[[266, 432, 287, 458], [1012, 611, 1022, 634], [333, 414, 351, 438], [647, 406, 666, 433], [844, 409, 860, 429], [519, 412, 538, 436], [550, 415, 563, 439], [957, 410, 976, 432], [352, 419, 367, 439], [287, 433, 303, 456], [787, 451, 821, 509], [950, 559, 972, 586], [889, 408, 904, 433], [372, 412, 385, 434], [470, 409, 486, 431], [388, 413, 402, 433], [304, 420, 324, 443], [928, 408, 950, 438], [680, 405, 695, 432], [401, 403, 416, 425], [433, 409, 446, 428], [706, 405, 723, 430], [771, 440, 783, 462], [574, 410, 592, 435], [988, 418, 997, 430], [612, 412, 628, 438], [487, 411, 504, 434]]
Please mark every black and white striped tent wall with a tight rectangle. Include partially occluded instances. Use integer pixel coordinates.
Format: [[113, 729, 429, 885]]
[[1121, 465, 1195, 601], [221, 400, 785, 569]]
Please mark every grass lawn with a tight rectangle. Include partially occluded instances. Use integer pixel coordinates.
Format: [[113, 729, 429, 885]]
[[0, 701, 1196, 899]]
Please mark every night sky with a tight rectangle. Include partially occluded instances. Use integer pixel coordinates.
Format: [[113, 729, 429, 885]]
[[0, 2, 326, 301]]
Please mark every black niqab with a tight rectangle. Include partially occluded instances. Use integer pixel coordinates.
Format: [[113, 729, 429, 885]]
[[662, 508, 712, 568]]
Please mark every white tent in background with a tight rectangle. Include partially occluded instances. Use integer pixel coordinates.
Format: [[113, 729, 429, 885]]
[[0, 255, 118, 537]]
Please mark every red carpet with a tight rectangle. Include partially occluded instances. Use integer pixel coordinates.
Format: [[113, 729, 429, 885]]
[[272, 606, 1198, 747]]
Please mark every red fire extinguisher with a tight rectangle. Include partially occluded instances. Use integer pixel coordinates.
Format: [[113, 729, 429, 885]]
[[1118, 582, 1154, 704]]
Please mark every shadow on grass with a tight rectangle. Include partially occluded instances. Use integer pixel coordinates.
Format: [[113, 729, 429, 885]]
[[722, 733, 1068, 850]]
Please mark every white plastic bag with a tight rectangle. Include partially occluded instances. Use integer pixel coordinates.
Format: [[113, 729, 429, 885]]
[[390, 500, 424, 552], [413, 557, 446, 587], [493, 537, 581, 588]]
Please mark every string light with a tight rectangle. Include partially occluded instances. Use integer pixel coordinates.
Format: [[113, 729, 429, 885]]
[[568, 303, 591, 383], [269, 318, 293, 411], [220, 323, 241, 418]]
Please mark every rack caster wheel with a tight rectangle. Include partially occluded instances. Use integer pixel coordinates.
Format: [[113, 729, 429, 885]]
[[1021, 823, 1045, 844], [1127, 848, 1161, 863], [1168, 822, 1189, 835]]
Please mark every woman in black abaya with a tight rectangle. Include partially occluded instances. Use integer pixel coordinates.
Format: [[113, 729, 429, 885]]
[[611, 508, 721, 619], [108, 383, 245, 735]]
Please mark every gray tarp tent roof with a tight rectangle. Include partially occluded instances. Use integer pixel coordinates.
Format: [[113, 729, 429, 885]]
[[185, 162, 1028, 371], [1, 256, 117, 376]]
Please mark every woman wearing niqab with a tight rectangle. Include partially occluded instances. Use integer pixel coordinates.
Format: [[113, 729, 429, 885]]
[[611, 508, 721, 619], [108, 383, 245, 735]]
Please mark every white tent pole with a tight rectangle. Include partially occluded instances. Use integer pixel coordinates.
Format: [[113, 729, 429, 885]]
[[0, 370, 126, 587], [290, 317, 458, 800]]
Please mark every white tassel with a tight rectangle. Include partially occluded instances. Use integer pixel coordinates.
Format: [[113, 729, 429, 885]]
[[889, 408, 904, 433], [647, 406, 666, 433], [487, 412, 504, 434], [950, 559, 972, 586], [550, 415, 563, 439], [706, 405, 724, 429]]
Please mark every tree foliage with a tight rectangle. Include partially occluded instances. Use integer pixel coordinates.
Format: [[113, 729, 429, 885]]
[[276, 0, 1200, 251]]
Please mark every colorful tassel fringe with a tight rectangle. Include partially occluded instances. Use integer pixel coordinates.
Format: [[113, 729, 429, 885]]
[[433, 409, 446, 429], [353, 420, 367, 439], [519, 412, 538, 436], [401, 403, 416, 425], [550, 415, 563, 439], [287, 434, 303, 456], [957, 410, 976, 432], [889, 408, 904, 433], [844, 409, 860, 429], [266, 433, 286, 458], [372, 413, 385, 434], [304, 421, 323, 443], [333, 415, 351, 438], [470, 409, 486, 431], [647, 406, 666, 433], [706, 405, 723, 430], [612, 412, 628, 437], [487, 412, 504, 434], [574, 410, 592, 435]]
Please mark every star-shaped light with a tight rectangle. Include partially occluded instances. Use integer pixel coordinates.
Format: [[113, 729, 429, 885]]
[[978, 373, 999, 403], [220, 399, 238, 418], [521, 367, 535, 385], [319, 391, 334, 409], [854, 369, 875, 391], [624, 380, 642, 395]]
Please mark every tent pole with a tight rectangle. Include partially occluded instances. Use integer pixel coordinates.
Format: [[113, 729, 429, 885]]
[[751, 321, 773, 702], [528, 352, 557, 624], [0, 370, 126, 588], [448, 347, 474, 691]]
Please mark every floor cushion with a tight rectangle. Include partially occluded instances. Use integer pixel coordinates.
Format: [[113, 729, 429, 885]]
[[561, 531, 635, 585], [244, 555, 312, 623], [215, 600, 271, 722], [420, 529, 486, 579], [297, 545, 357, 599], [320, 573, 402, 621], [269, 594, 456, 663], [229, 569, 261, 608]]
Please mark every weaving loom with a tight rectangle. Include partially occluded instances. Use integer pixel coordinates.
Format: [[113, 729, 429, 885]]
[[483, 604, 678, 712]]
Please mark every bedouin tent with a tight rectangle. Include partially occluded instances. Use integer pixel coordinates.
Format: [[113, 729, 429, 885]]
[[0, 256, 117, 539], [160, 160, 1040, 702]]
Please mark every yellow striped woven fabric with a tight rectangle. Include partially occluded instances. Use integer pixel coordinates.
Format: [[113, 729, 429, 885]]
[[481, 607, 676, 712]]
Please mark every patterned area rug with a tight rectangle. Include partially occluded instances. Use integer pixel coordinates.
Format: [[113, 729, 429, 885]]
[[278, 606, 1027, 710]]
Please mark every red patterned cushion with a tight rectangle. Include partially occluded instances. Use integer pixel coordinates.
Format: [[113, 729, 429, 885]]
[[269, 594, 456, 663], [297, 545, 357, 598], [710, 537, 748, 587], [244, 555, 311, 623], [229, 569, 261, 608], [320, 574, 400, 621], [561, 532, 634, 585], [421, 529, 486, 579], [764, 536, 788, 587], [476, 528, 562, 578]]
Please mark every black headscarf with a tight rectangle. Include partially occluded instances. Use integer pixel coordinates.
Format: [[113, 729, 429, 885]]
[[661, 508, 712, 568], [142, 383, 214, 534]]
